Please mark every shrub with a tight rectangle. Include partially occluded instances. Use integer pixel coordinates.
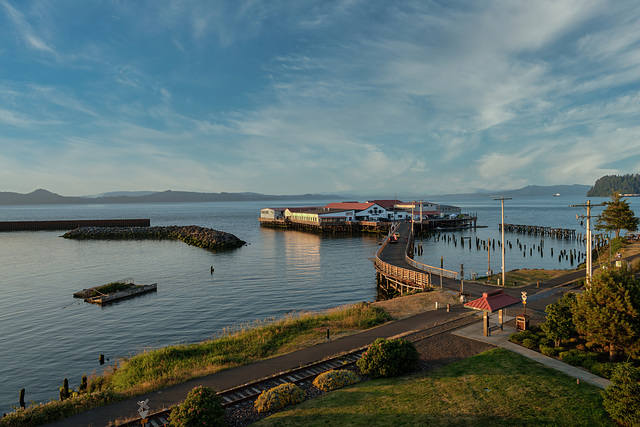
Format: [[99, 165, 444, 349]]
[[540, 346, 558, 357], [539, 337, 554, 348], [254, 383, 305, 413], [582, 358, 597, 371], [313, 369, 360, 392], [357, 338, 419, 378], [591, 362, 616, 379], [509, 330, 537, 344], [602, 362, 640, 426], [559, 350, 585, 366], [169, 386, 225, 427], [522, 338, 538, 350]]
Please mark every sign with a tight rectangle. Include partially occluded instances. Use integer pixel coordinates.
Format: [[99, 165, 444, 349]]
[[137, 399, 149, 419]]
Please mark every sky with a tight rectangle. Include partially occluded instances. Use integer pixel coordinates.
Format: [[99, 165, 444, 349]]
[[1, 0, 640, 197]]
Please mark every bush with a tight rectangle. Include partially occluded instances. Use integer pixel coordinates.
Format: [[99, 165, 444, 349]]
[[558, 349, 598, 367], [591, 362, 617, 379], [602, 362, 640, 426], [169, 386, 225, 427], [509, 330, 537, 344], [539, 337, 554, 348], [559, 350, 585, 366], [357, 338, 419, 378], [254, 383, 305, 413], [313, 369, 360, 392], [540, 346, 558, 357], [522, 338, 538, 350], [582, 358, 597, 371]]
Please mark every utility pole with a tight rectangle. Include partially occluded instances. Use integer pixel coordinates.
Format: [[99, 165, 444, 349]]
[[571, 200, 604, 287], [493, 196, 511, 287]]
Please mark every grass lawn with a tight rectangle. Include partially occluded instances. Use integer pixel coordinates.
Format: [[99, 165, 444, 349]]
[[478, 269, 577, 287], [256, 348, 613, 426]]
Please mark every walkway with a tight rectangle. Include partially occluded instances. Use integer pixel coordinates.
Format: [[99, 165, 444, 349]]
[[49, 304, 472, 426]]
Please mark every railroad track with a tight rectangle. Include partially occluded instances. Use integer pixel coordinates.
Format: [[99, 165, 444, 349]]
[[118, 314, 479, 426]]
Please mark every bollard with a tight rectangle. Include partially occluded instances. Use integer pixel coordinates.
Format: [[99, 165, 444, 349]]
[[447, 304, 450, 312], [327, 326, 330, 340], [435, 301, 439, 310], [537, 281, 539, 288]]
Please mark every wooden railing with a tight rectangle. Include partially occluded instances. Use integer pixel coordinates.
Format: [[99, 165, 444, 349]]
[[405, 255, 458, 279], [374, 223, 431, 289]]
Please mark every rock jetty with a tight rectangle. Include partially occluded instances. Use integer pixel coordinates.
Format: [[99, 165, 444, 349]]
[[62, 225, 246, 250]]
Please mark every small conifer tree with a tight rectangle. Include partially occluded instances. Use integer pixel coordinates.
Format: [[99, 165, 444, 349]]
[[573, 269, 640, 360]]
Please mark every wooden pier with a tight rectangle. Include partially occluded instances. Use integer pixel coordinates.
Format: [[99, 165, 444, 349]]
[[499, 223, 576, 239], [259, 218, 393, 234], [0, 219, 150, 231]]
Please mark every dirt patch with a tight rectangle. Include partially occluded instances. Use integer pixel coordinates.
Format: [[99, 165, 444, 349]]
[[372, 290, 460, 320]]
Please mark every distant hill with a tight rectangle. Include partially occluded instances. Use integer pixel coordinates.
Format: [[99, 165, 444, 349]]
[[428, 184, 591, 199], [0, 189, 339, 205], [586, 174, 640, 197]]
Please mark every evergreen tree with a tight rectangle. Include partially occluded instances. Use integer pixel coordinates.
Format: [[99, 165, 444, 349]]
[[541, 292, 577, 346], [602, 363, 640, 426], [573, 269, 640, 360], [595, 191, 639, 239]]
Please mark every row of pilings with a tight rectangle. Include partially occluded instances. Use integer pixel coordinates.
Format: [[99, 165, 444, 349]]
[[421, 230, 611, 269]]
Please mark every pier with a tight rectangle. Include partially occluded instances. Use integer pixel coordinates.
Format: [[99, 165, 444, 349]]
[[374, 222, 458, 295], [0, 219, 150, 231]]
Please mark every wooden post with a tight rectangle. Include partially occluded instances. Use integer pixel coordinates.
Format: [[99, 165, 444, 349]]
[[483, 312, 489, 337]]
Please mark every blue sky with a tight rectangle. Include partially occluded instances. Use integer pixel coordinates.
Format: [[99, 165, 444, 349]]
[[1, 0, 640, 196]]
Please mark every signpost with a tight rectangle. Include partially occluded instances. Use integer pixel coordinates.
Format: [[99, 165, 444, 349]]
[[138, 399, 149, 425]]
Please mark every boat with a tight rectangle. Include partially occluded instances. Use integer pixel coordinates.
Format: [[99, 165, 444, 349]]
[[553, 193, 560, 197], [73, 278, 157, 305]]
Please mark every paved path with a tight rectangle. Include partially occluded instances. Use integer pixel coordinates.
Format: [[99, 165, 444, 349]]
[[453, 317, 611, 389], [48, 304, 472, 426]]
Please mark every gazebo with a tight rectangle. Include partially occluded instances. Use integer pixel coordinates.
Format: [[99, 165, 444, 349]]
[[464, 289, 521, 336]]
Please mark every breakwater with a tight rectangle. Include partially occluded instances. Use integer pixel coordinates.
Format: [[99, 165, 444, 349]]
[[62, 225, 246, 250], [0, 219, 150, 231]]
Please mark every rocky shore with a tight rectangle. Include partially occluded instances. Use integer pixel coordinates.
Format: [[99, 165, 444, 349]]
[[62, 225, 246, 250]]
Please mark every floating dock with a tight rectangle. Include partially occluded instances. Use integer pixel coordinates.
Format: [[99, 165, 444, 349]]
[[74, 278, 157, 305], [0, 219, 151, 231]]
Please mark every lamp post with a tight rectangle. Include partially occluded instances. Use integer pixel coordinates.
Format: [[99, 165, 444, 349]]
[[493, 196, 511, 287]]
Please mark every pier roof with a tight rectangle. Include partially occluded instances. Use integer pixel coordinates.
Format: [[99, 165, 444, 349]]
[[464, 290, 521, 313], [323, 202, 379, 211]]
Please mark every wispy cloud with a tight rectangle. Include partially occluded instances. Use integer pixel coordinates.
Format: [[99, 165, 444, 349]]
[[2, 0, 58, 57]]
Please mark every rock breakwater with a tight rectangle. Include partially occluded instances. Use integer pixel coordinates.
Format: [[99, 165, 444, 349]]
[[62, 225, 246, 250]]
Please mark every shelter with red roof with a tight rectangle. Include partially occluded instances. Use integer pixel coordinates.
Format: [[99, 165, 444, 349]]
[[464, 289, 521, 336]]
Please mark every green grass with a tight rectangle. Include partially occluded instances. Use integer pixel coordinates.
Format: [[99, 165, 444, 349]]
[[478, 269, 576, 287], [91, 281, 131, 296], [107, 302, 390, 393], [256, 348, 613, 426]]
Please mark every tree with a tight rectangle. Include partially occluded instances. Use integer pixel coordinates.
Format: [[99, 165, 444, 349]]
[[601, 363, 640, 426], [573, 269, 640, 360], [541, 292, 577, 346], [595, 191, 639, 239]]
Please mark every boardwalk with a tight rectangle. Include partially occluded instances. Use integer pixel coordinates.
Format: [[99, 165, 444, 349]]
[[374, 222, 458, 294]]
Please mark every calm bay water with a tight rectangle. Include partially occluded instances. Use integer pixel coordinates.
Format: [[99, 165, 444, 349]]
[[0, 195, 628, 413]]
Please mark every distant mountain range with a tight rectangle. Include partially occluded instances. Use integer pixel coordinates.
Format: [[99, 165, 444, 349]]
[[426, 184, 592, 199], [0, 189, 338, 205], [0, 185, 593, 206]]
